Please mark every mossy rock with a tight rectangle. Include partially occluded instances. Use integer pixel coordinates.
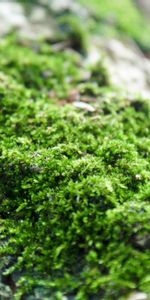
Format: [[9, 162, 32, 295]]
[[0, 36, 150, 300], [13, 0, 150, 54]]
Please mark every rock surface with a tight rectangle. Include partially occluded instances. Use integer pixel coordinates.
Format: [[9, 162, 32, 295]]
[[100, 38, 150, 98], [136, 0, 150, 18], [0, 2, 56, 39], [127, 292, 148, 300]]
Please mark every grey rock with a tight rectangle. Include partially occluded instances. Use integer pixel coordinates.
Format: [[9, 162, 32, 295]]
[[86, 38, 150, 98], [136, 0, 150, 18], [127, 292, 148, 300], [0, 2, 56, 40]]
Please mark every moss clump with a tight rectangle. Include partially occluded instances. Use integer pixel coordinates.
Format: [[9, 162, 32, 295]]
[[0, 37, 150, 300], [0, 38, 81, 98]]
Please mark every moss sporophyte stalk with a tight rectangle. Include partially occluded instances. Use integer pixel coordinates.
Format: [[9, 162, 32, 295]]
[[0, 34, 150, 300]]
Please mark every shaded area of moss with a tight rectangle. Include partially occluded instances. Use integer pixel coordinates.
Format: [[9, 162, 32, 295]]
[[0, 37, 150, 300]]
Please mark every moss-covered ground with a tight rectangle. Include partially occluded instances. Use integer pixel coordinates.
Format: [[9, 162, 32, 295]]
[[0, 1, 150, 299], [0, 35, 149, 300]]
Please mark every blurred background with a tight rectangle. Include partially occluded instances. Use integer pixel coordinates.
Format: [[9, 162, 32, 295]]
[[0, 0, 150, 96]]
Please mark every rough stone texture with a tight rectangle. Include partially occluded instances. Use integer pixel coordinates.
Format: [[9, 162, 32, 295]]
[[102, 39, 150, 98], [87, 38, 150, 98], [136, 0, 150, 18]]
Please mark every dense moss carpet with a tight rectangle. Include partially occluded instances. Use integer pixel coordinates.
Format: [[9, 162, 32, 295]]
[[0, 37, 150, 299]]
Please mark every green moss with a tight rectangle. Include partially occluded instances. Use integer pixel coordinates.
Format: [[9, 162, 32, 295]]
[[0, 37, 150, 300], [0, 38, 82, 98]]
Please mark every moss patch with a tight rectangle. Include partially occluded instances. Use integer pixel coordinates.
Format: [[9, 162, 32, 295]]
[[0, 37, 150, 300]]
